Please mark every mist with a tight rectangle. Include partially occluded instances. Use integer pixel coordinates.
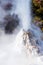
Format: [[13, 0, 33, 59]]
[[16, 0, 31, 31], [0, 0, 43, 65]]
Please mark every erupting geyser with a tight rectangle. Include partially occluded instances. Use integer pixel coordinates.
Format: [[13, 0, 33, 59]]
[[15, 0, 43, 55], [17, 0, 31, 31], [0, 0, 43, 65]]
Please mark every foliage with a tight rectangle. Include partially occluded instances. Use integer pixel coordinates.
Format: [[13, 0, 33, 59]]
[[32, 0, 43, 31]]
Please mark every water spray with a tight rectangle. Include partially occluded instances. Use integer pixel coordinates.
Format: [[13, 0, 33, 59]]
[[17, 0, 31, 31]]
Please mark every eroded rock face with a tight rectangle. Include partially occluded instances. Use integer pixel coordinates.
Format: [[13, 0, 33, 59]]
[[4, 14, 19, 34], [0, 0, 14, 11], [3, 3, 13, 11], [23, 30, 40, 54]]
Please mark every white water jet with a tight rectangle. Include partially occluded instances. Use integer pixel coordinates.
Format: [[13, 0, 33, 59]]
[[16, 0, 31, 31], [15, 0, 43, 56]]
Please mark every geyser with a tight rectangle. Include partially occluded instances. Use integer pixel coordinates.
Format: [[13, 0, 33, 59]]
[[15, 0, 43, 55], [17, 0, 31, 31]]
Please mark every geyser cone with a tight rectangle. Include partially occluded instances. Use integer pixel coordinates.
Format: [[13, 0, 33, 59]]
[[23, 30, 40, 55]]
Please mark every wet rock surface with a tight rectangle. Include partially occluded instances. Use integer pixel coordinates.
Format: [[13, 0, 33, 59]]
[[4, 14, 19, 34], [23, 30, 41, 54], [3, 3, 13, 11]]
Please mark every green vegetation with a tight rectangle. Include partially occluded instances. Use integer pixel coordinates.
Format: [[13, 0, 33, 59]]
[[32, 0, 43, 31]]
